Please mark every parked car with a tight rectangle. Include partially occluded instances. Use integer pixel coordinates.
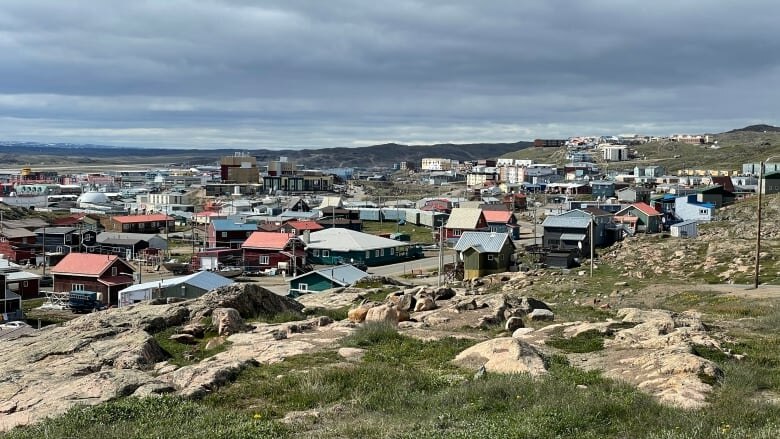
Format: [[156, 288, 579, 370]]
[[0, 321, 30, 330]]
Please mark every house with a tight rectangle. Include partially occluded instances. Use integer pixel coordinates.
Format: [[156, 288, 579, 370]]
[[0, 227, 37, 264], [590, 181, 616, 199], [285, 197, 311, 212], [421, 199, 453, 214], [102, 214, 175, 234], [670, 220, 698, 238], [674, 195, 716, 222], [288, 264, 369, 295], [541, 215, 592, 256], [117, 271, 234, 307], [761, 171, 780, 195], [242, 232, 306, 274], [443, 208, 489, 244], [482, 210, 520, 240], [614, 202, 663, 234], [558, 207, 617, 247], [95, 232, 168, 259], [50, 253, 135, 307], [191, 248, 243, 271], [306, 228, 422, 266], [317, 206, 362, 231], [208, 219, 258, 248], [280, 220, 324, 236], [34, 227, 98, 257], [1, 258, 40, 302], [453, 232, 516, 280], [616, 187, 652, 204], [697, 185, 735, 208]]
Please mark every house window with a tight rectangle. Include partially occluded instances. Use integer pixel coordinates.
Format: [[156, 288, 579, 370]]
[[548, 239, 560, 247], [112, 267, 118, 276], [72, 283, 85, 291], [65, 234, 72, 243], [487, 255, 494, 261], [322, 250, 329, 257], [366, 251, 370, 259], [298, 283, 308, 291], [390, 248, 395, 256], [375, 249, 380, 257], [312, 249, 319, 257], [259, 256, 270, 265], [221, 232, 227, 238], [23, 281, 28, 287]]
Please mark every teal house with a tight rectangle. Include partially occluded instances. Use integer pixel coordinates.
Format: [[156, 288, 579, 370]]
[[288, 264, 369, 296], [306, 228, 422, 266]]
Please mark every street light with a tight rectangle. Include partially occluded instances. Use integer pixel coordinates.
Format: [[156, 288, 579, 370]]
[[754, 156, 780, 289]]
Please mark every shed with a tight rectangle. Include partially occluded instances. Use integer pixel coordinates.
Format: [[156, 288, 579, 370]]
[[117, 271, 234, 307], [670, 220, 698, 238], [288, 264, 369, 296]]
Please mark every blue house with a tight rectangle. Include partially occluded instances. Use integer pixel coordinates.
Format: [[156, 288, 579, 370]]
[[674, 195, 715, 222]]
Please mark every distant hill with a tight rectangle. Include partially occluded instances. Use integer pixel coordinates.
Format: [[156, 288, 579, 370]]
[[0, 140, 532, 169], [726, 124, 780, 133]]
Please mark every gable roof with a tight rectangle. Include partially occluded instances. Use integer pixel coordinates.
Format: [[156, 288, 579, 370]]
[[210, 219, 258, 232], [581, 207, 613, 217], [445, 208, 486, 229], [290, 264, 369, 287], [118, 270, 234, 294], [632, 202, 661, 216], [242, 232, 296, 250], [482, 210, 513, 223], [51, 253, 130, 276], [112, 214, 173, 224], [286, 220, 324, 231], [542, 215, 591, 229], [307, 228, 409, 251], [454, 232, 514, 253], [1, 228, 36, 239]]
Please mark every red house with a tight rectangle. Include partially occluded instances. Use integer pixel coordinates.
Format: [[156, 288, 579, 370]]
[[242, 232, 306, 275], [442, 208, 489, 242], [0, 228, 37, 264], [50, 254, 135, 307], [482, 210, 520, 240], [281, 220, 324, 235]]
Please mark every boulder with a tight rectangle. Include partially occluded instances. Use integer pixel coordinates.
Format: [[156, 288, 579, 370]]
[[414, 296, 437, 312], [365, 304, 399, 325], [512, 327, 535, 338], [194, 283, 304, 320], [505, 317, 524, 332], [528, 309, 554, 321], [396, 293, 417, 312], [180, 323, 206, 338], [347, 305, 371, 323], [337, 347, 366, 362], [453, 337, 547, 376], [204, 336, 226, 351], [212, 308, 247, 336], [516, 296, 551, 313], [434, 287, 456, 301]]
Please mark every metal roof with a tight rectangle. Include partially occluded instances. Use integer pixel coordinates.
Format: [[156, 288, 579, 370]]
[[445, 208, 485, 229], [453, 231, 513, 253], [290, 264, 369, 287], [542, 215, 591, 229], [210, 219, 258, 232], [118, 270, 234, 294], [307, 228, 409, 251], [560, 233, 587, 241]]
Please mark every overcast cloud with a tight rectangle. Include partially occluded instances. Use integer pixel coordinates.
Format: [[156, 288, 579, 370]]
[[0, 1, 778, 149]]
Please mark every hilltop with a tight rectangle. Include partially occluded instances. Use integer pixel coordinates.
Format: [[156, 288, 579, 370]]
[[0, 140, 532, 169], [501, 126, 780, 171]]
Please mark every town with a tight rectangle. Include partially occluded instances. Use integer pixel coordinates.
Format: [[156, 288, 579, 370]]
[[1, 127, 779, 437]]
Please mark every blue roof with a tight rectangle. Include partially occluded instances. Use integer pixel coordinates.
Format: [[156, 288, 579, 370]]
[[290, 264, 369, 287], [453, 231, 513, 253], [542, 215, 591, 229], [210, 219, 258, 232]]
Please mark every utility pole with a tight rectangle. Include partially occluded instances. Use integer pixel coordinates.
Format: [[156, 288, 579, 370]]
[[590, 213, 595, 278], [754, 161, 765, 289], [437, 224, 444, 287]]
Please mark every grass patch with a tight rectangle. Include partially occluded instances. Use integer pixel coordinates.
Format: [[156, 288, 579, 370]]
[[252, 310, 306, 324], [152, 325, 232, 367], [547, 329, 605, 353], [303, 306, 349, 321]]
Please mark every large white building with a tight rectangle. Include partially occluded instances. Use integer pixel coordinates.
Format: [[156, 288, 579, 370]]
[[421, 158, 454, 171], [601, 145, 629, 161]]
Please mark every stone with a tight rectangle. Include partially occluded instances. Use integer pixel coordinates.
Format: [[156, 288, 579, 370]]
[[180, 323, 206, 338], [396, 293, 416, 312], [169, 333, 197, 345], [414, 296, 437, 312], [528, 309, 554, 321], [434, 287, 456, 301], [512, 327, 535, 338], [337, 347, 366, 362], [397, 309, 411, 322], [347, 306, 370, 323], [365, 304, 399, 325], [505, 316, 525, 332], [212, 308, 246, 336], [453, 337, 547, 376], [318, 316, 334, 326], [204, 337, 226, 351], [517, 297, 551, 313]]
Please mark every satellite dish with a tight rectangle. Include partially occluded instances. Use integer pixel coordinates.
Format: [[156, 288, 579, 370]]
[[577, 241, 583, 250]]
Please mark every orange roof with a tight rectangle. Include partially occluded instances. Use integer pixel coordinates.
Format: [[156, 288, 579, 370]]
[[51, 253, 130, 276], [112, 214, 173, 224], [287, 220, 324, 231], [632, 202, 661, 216], [482, 210, 512, 223], [242, 232, 295, 250]]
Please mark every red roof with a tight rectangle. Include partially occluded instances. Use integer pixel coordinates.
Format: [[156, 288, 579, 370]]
[[52, 214, 85, 226], [242, 232, 295, 250], [482, 210, 512, 223], [112, 214, 173, 224], [51, 253, 131, 276], [632, 202, 661, 216], [287, 221, 324, 231]]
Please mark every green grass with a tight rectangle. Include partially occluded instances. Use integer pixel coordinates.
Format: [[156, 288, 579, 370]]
[[360, 220, 435, 244], [152, 325, 232, 367], [304, 306, 349, 321], [547, 329, 606, 353]]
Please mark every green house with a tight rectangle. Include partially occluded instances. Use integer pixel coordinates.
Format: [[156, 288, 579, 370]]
[[453, 232, 516, 280], [288, 264, 369, 296], [306, 228, 421, 266]]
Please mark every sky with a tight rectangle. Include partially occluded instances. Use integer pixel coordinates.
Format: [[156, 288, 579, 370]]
[[1, 1, 778, 149]]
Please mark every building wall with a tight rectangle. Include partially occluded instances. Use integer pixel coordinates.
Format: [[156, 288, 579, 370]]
[[674, 198, 713, 221]]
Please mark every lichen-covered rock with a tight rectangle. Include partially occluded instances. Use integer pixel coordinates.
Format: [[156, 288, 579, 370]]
[[453, 337, 547, 376]]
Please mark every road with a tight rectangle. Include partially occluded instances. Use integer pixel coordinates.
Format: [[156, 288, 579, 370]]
[[368, 253, 455, 277]]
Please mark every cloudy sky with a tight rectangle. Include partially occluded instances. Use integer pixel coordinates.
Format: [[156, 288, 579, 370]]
[[1, 1, 778, 149]]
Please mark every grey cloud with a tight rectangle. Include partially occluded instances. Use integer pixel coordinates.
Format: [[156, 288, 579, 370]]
[[0, 1, 778, 148]]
